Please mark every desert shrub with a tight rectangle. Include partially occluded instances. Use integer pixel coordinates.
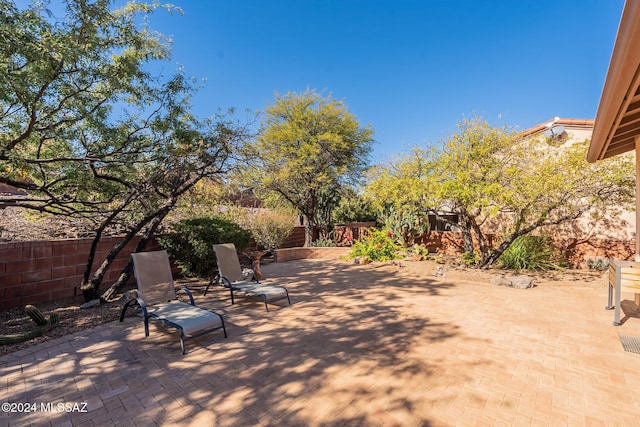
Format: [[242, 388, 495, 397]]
[[461, 251, 480, 266], [349, 228, 401, 262], [157, 217, 251, 278], [246, 209, 296, 252], [586, 258, 610, 271], [311, 236, 336, 247], [406, 243, 430, 260], [498, 235, 566, 271]]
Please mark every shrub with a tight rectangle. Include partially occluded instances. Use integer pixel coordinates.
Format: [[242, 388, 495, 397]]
[[498, 235, 566, 271], [406, 243, 430, 260], [311, 236, 336, 247], [157, 217, 251, 278], [349, 228, 401, 262], [245, 208, 296, 252], [461, 251, 480, 266], [586, 258, 610, 271]]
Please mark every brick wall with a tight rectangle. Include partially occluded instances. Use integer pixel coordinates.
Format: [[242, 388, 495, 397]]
[[0, 237, 159, 310]]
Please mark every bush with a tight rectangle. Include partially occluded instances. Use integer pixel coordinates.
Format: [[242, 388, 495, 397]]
[[311, 236, 336, 247], [349, 228, 401, 262], [461, 251, 480, 266], [157, 217, 251, 278], [247, 209, 296, 252], [498, 235, 566, 271], [332, 196, 377, 224], [586, 258, 610, 271], [406, 243, 430, 260]]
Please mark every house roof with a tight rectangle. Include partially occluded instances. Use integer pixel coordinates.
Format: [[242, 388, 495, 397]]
[[520, 118, 594, 139], [588, 0, 640, 162]]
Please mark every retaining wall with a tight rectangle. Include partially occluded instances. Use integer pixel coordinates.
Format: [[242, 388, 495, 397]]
[[273, 247, 352, 262]]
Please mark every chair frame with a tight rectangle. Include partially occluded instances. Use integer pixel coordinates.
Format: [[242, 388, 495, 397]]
[[205, 243, 291, 311], [119, 251, 227, 354]]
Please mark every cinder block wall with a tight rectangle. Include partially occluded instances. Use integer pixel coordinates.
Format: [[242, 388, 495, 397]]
[[0, 237, 159, 310]]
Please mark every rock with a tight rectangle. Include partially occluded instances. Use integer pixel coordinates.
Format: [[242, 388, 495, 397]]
[[490, 276, 512, 286], [491, 274, 535, 289], [80, 299, 101, 309], [434, 266, 448, 277], [510, 275, 535, 289]]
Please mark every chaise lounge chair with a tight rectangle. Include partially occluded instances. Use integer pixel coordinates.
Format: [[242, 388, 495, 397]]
[[119, 250, 227, 354], [205, 243, 291, 311]]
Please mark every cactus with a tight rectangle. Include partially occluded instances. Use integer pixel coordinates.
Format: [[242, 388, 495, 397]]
[[0, 307, 60, 345], [49, 313, 60, 325], [25, 305, 48, 326]]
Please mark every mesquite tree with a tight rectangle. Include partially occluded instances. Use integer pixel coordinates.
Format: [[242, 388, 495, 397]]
[[245, 90, 374, 246], [0, 1, 250, 300], [365, 117, 635, 268]]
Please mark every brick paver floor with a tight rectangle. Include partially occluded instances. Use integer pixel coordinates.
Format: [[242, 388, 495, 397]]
[[2, 259, 640, 426]]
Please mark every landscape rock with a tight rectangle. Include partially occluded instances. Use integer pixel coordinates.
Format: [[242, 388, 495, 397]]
[[80, 299, 101, 309], [491, 274, 535, 289]]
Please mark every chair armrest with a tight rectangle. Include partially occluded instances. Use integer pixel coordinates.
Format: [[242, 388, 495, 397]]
[[119, 296, 148, 322], [176, 286, 196, 305]]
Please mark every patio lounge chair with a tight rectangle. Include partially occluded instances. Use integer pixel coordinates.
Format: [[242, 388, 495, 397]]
[[205, 243, 291, 311], [119, 250, 227, 354]]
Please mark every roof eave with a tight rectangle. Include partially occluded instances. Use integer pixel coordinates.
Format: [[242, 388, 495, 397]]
[[588, 0, 640, 163]]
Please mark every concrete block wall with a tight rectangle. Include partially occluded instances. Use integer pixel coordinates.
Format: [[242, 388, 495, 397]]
[[0, 237, 159, 310]]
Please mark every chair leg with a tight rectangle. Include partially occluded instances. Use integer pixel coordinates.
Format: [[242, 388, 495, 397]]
[[220, 315, 227, 338]]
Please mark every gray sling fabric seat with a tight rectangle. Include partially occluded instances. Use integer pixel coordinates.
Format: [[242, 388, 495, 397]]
[[208, 243, 290, 311], [119, 250, 226, 354]]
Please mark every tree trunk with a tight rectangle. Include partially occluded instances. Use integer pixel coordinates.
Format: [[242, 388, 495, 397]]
[[80, 204, 171, 302], [304, 220, 314, 247], [458, 215, 474, 253], [101, 210, 169, 301], [81, 196, 134, 291]]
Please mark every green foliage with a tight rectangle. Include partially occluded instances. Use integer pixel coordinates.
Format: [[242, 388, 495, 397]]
[[406, 243, 430, 260], [349, 228, 401, 262], [158, 217, 251, 278], [497, 235, 566, 271], [365, 116, 635, 268], [332, 190, 377, 224], [460, 251, 480, 266], [311, 236, 336, 247], [379, 207, 430, 247], [244, 89, 375, 246], [586, 258, 610, 271]]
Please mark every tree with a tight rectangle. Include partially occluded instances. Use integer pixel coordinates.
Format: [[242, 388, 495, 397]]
[[365, 117, 635, 268], [0, 1, 250, 301], [245, 90, 374, 246]]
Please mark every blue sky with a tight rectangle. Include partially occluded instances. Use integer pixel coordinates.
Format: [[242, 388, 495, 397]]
[[143, 1, 624, 162]]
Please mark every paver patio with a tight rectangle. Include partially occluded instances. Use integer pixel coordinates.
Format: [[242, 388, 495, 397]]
[[1, 259, 640, 426]]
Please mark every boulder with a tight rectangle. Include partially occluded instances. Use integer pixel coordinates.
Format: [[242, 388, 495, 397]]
[[491, 274, 535, 289]]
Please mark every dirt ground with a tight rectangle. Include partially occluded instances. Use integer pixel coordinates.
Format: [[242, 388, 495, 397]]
[[0, 259, 608, 356]]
